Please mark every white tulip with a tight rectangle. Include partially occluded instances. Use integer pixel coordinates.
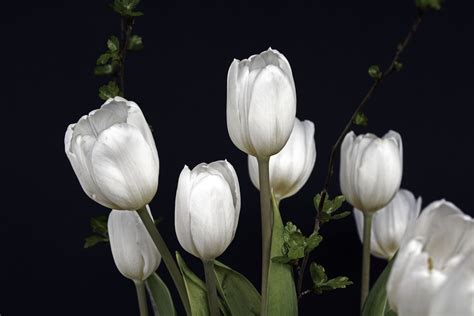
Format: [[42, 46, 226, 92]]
[[65, 97, 159, 210], [226, 48, 297, 158], [387, 200, 474, 316], [248, 118, 316, 201], [175, 160, 240, 260], [340, 130, 403, 213], [353, 189, 421, 260], [429, 251, 474, 316], [108, 206, 161, 282]]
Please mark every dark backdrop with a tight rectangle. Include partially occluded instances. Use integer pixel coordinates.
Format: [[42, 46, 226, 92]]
[[5, 0, 474, 315]]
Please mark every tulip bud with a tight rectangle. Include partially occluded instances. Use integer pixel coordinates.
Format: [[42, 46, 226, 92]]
[[108, 206, 162, 282], [353, 189, 421, 260], [340, 130, 403, 213], [65, 97, 159, 210], [387, 200, 474, 316], [226, 48, 297, 158], [248, 118, 316, 201], [175, 160, 240, 260]]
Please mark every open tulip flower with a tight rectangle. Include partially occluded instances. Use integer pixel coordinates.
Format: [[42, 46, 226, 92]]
[[248, 117, 316, 202], [353, 189, 421, 260], [387, 200, 474, 316], [65, 97, 159, 210], [340, 130, 403, 213], [226, 48, 297, 158]]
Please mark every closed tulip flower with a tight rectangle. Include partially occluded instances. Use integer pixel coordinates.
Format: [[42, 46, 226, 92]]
[[226, 48, 297, 158], [387, 200, 474, 316], [248, 118, 316, 201], [340, 130, 403, 213], [175, 160, 240, 260], [108, 206, 161, 282], [353, 189, 421, 260], [65, 97, 159, 210]]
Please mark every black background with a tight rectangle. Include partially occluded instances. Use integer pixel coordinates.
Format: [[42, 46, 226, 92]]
[[5, 0, 474, 315]]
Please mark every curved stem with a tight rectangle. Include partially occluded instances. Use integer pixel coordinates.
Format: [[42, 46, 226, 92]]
[[257, 156, 273, 316], [360, 213, 373, 308], [134, 280, 149, 316], [136, 207, 191, 316], [203, 260, 220, 316]]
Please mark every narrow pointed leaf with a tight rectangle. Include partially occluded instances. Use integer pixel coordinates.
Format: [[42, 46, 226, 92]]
[[145, 272, 176, 316]]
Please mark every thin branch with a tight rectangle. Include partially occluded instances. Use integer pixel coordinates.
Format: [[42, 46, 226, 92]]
[[296, 9, 424, 299], [118, 16, 134, 95]]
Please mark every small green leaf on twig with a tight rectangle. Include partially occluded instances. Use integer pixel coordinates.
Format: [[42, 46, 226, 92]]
[[84, 215, 109, 248], [111, 0, 143, 17], [394, 61, 403, 72], [84, 235, 109, 248], [97, 53, 112, 65], [128, 35, 144, 51], [94, 64, 115, 76], [99, 81, 122, 100], [310, 262, 353, 294], [314, 193, 350, 225], [107, 36, 120, 52], [368, 65, 382, 79], [353, 112, 369, 126], [416, 0, 442, 11]]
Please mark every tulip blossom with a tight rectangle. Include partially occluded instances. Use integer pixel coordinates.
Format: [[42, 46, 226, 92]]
[[108, 206, 161, 281], [353, 189, 421, 260], [248, 118, 316, 201], [226, 48, 297, 158], [340, 130, 403, 213], [387, 200, 474, 316], [64, 97, 159, 210], [175, 160, 241, 260]]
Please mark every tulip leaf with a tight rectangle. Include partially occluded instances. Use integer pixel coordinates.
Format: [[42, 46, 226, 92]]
[[362, 256, 397, 316], [267, 195, 298, 315], [213, 260, 260, 315], [176, 252, 229, 316], [145, 272, 176, 316]]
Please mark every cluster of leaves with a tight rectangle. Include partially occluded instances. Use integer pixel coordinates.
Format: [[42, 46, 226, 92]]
[[84, 215, 109, 248], [310, 263, 353, 294], [273, 222, 322, 264], [416, 0, 442, 11], [95, 0, 144, 100], [314, 193, 351, 225]]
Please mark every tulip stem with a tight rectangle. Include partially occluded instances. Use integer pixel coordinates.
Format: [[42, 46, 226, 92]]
[[134, 280, 149, 316], [203, 260, 220, 316], [361, 213, 373, 309], [257, 156, 273, 316], [136, 207, 191, 316]]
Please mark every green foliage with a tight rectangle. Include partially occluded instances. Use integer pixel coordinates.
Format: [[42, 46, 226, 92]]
[[314, 193, 350, 225], [214, 261, 261, 315], [362, 257, 397, 316], [146, 272, 176, 316], [272, 222, 323, 264], [111, 0, 143, 16], [128, 35, 144, 51], [99, 81, 122, 100], [393, 61, 403, 72], [267, 195, 298, 315], [416, 0, 442, 11], [107, 36, 120, 52], [94, 64, 115, 76], [84, 215, 109, 248], [368, 65, 382, 79], [310, 263, 353, 294], [354, 112, 369, 126]]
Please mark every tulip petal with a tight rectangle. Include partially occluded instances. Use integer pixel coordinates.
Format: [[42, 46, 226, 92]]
[[91, 123, 158, 210]]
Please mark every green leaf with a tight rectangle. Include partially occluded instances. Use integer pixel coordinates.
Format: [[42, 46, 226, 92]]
[[97, 53, 112, 65], [393, 61, 403, 72], [368, 65, 382, 79], [128, 35, 144, 51], [416, 0, 442, 10], [362, 256, 397, 316], [83, 235, 108, 248], [310, 262, 353, 295], [90, 215, 108, 235], [325, 276, 353, 290], [99, 81, 122, 100], [145, 272, 176, 316], [213, 261, 260, 316], [94, 64, 114, 76], [310, 263, 328, 286], [107, 36, 120, 52], [354, 112, 369, 126], [314, 193, 349, 224], [111, 0, 143, 16], [330, 211, 351, 220], [271, 256, 293, 264], [305, 232, 323, 254], [267, 194, 298, 315]]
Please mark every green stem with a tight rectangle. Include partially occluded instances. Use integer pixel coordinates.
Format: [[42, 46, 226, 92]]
[[136, 207, 191, 316], [203, 260, 220, 316], [257, 156, 273, 316], [134, 280, 149, 316], [361, 213, 373, 309]]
